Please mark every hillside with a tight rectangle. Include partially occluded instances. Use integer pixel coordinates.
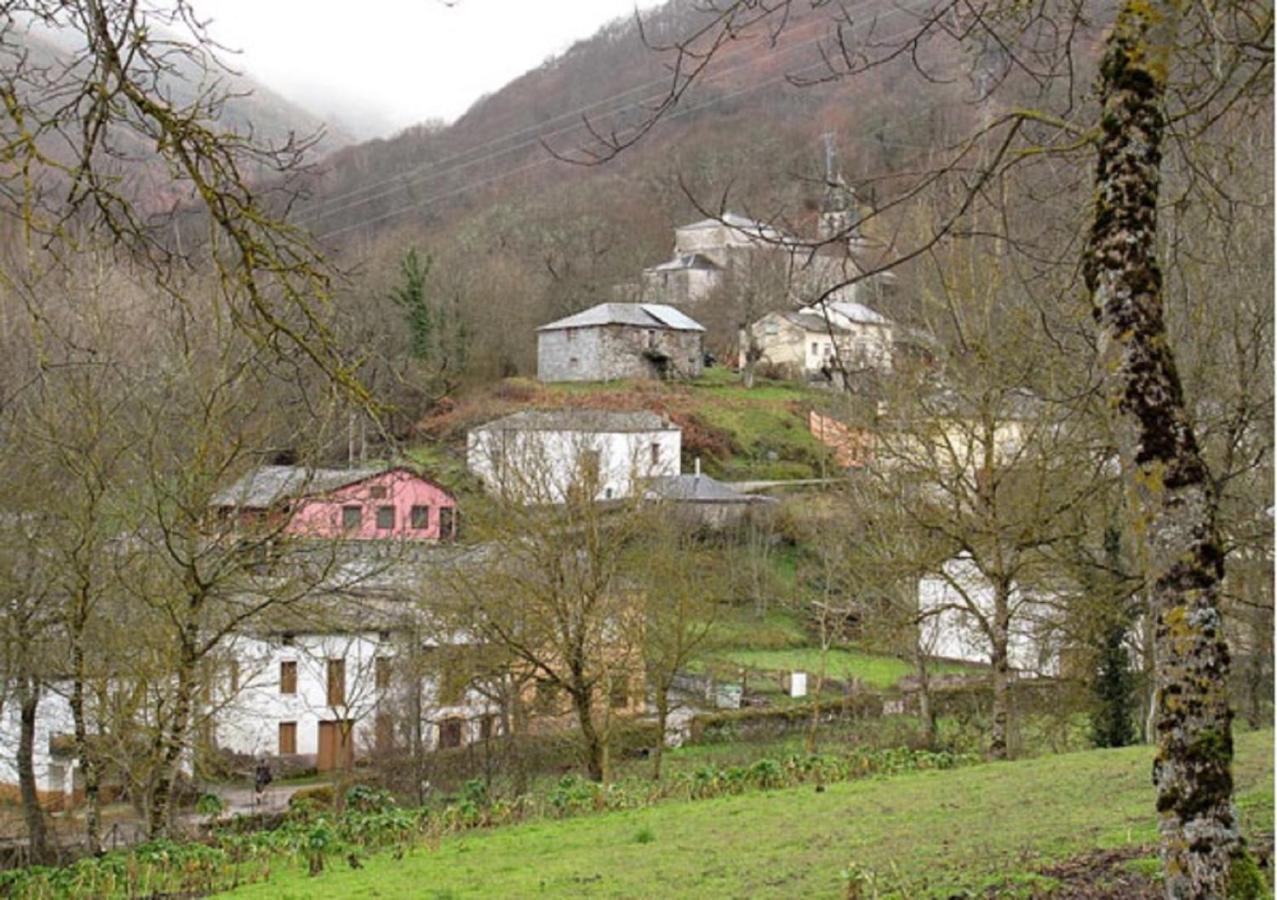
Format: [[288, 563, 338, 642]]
[[12, 28, 354, 212], [296, 0, 1021, 249], [224, 729, 1274, 898], [414, 369, 855, 483]]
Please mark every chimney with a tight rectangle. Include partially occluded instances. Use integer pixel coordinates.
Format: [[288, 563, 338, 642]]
[[694, 456, 701, 477]]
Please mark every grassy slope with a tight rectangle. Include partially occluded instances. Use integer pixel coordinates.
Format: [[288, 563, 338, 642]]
[[226, 731, 1273, 899], [417, 369, 835, 482], [713, 648, 973, 690]]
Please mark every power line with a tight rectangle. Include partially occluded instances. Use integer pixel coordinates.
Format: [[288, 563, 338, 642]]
[[313, 16, 951, 246], [295, 0, 935, 227], [293, 16, 839, 227]]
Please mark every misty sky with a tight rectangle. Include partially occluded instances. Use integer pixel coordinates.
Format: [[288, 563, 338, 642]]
[[195, 0, 664, 138]]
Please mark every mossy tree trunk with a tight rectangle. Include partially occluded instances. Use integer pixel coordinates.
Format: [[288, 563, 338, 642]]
[[1085, 1, 1244, 893]]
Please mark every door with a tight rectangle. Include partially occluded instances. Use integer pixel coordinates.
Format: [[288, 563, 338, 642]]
[[317, 719, 355, 771]]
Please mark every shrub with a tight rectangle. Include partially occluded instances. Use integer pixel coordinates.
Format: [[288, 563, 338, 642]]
[[289, 784, 336, 810]]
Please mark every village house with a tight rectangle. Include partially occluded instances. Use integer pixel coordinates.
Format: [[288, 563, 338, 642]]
[[467, 409, 681, 503], [536, 302, 705, 382], [211, 465, 459, 542], [0, 686, 81, 807], [917, 555, 1063, 677], [640, 186, 897, 311], [641, 213, 796, 306], [742, 300, 898, 382], [216, 586, 499, 770], [643, 460, 775, 529], [640, 253, 722, 305]]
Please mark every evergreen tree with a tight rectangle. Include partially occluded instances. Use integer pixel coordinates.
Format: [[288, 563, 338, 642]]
[[390, 248, 434, 361], [1092, 623, 1136, 748]]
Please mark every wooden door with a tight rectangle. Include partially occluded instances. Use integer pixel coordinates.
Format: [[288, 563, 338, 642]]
[[317, 719, 354, 771]]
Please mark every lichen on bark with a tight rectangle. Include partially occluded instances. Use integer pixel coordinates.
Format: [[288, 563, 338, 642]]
[[1084, 0, 1245, 896]]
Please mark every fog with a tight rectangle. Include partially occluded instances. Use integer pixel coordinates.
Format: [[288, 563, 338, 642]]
[[194, 0, 666, 139]]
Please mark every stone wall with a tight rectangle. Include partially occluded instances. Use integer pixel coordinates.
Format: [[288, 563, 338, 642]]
[[538, 325, 703, 382]]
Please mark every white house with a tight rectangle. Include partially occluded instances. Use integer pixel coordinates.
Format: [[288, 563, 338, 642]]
[[467, 409, 681, 503], [0, 685, 77, 803], [743, 300, 897, 381], [917, 556, 1062, 677], [216, 628, 497, 769]]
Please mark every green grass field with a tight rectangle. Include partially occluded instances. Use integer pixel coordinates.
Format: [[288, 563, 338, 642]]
[[223, 730, 1273, 899], [712, 647, 974, 690]]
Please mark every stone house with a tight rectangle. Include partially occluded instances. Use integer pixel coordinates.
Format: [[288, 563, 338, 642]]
[[640, 208, 898, 310], [467, 409, 681, 503], [640, 253, 722, 305], [211, 465, 459, 542], [536, 302, 705, 382]]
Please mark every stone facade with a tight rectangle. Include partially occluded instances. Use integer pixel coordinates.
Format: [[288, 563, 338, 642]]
[[536, 303, 705, 383]]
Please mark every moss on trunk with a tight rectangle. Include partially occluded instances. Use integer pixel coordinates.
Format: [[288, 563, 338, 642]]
[[1084, 1, 1245, 894]]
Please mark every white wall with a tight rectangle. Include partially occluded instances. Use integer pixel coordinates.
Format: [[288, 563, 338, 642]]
[[0, 684, 76, 796], [918, 556, 1061, 677], [215, 633, 495, 759], [467, 427, 681, 503]]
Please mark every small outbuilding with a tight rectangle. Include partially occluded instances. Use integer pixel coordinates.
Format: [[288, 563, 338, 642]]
[[537, 303, 705, 383], [644, 467, 775, 529]]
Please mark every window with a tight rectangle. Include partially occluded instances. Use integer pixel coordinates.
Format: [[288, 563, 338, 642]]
[[438, 717, 464, 750], [479, 714, 498, 741], [410, 505, 430, 530], [376, 506, 395, 530], [369, 485, 388, 499], [375, 713, 394, 753], [439, 507, 455, 540], [278, 721, 297, 755], [811, 342, 818, 355], [279, 660, 297, 695], [375, 656, 391, 690], [764, 320, 779, 336], [341, 505, 362, 530], [534, 682, 560, 714], [609, 678, 629, 710], [326, 658, 346, 707], [580, 449, 601, 484], [228, 660, 239, 694], [650, 443, 660, 466], [438, 664, 467, 706]]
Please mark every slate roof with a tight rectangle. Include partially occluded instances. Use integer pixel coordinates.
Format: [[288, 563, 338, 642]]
[[779, 311, 852, 335], [645, 253, 721, 272], [678, 212, 789, 240], [646, 474, 774, 504], [472, 409, 676, 434], [771, 302, 892, 333], [211, 465, 386, 508], [824, 300, 890, 326], [538, 303, 705, 333]]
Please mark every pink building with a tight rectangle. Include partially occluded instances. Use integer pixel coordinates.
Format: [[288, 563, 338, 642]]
[[212, 465, 458, 541]]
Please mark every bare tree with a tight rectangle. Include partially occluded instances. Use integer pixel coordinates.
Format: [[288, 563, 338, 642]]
[[631, 510, 721, 779], [569, 3, 1268, 881], [445, 442, 649, 783]]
